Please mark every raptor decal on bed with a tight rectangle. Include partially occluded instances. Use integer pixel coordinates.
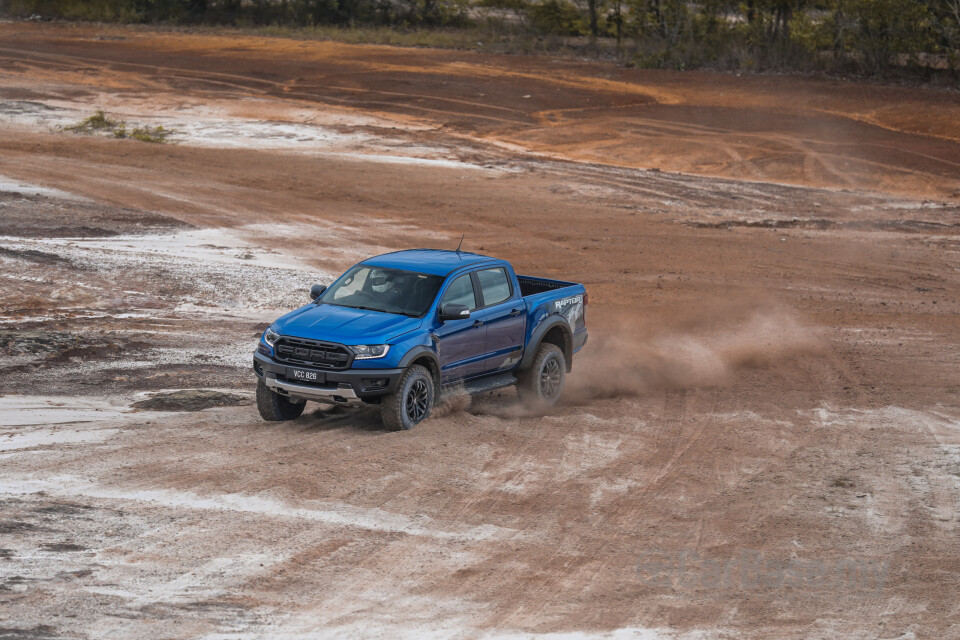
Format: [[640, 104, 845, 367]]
[[555, 295, 583, 331]]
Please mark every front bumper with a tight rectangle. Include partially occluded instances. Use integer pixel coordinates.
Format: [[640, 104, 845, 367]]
[[253, 351, 403, 402], [264, 375, 359, 401]]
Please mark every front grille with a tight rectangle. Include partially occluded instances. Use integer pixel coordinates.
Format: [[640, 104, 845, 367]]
[[274, 336, 353, 370]]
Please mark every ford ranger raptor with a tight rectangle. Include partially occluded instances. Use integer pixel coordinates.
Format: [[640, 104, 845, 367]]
[[253, 249, 588, 429]]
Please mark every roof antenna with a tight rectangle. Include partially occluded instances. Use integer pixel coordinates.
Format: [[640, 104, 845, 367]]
[[455, 234, 465, 253]]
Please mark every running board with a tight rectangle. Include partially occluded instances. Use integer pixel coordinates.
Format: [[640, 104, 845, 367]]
[[455, 373, 518, 397]]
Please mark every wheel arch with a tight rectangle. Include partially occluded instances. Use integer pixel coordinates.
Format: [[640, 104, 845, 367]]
[[398, 346, 441, 389], [520, 316, 573, 373]]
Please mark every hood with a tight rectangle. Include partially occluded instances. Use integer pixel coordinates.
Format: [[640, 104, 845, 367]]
[[275, 303, 423, 344]]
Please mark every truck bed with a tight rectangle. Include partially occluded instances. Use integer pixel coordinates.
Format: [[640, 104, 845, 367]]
[[515, 274, 587, 359], [516, 275, 579, 298]]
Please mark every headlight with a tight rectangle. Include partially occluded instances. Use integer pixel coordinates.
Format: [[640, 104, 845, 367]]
[[263, 325, 280, 347], [351, 344, 389, 359]]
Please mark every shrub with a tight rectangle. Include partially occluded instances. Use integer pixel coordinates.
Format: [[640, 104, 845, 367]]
[[61, 110, 174, 143]]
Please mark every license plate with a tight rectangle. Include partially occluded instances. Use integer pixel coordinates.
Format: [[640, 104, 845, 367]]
[[287, 368, 324, 383]]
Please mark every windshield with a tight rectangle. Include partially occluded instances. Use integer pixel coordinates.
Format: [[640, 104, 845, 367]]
[[319, 265, 445, 317]]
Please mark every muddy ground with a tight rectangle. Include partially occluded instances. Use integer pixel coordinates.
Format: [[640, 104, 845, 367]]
[[1, 22, 959, 639]]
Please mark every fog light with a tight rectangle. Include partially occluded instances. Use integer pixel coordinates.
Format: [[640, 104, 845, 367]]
[[363, 378, 389, 390]]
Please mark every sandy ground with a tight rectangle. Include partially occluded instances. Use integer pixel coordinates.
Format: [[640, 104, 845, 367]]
[[1, 22, 960, 640]]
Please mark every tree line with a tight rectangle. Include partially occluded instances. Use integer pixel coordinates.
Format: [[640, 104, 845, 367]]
[[4, 0, 959, 77]]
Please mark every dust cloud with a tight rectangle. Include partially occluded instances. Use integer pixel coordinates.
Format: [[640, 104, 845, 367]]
[[429, 302, 822, 421], [434, 383, 473, 417], [567, 303, 823, 403]]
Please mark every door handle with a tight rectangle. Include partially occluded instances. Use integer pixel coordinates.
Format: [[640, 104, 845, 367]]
[[473, 320, 484, 328], [509, 308, 522, 317]]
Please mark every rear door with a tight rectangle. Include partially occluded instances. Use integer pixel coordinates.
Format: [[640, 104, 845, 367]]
[[434, 272, 486, 383], [472, 266, 526, 374]]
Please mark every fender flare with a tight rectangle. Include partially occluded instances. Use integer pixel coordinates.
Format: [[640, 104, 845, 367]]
[[398, 346, 442, 383], [519, 315, 573, 372]]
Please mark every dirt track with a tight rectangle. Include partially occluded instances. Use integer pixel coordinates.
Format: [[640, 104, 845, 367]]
[[1, 23, 960, 639]]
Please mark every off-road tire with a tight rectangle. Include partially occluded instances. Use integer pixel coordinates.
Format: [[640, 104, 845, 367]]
[[380, 364, 434, 431], [256, 378, 306, 421], [517, 343, 566, 409]]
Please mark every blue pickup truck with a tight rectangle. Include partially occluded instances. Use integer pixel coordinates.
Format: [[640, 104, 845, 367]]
[[253, 249, 588, 429]]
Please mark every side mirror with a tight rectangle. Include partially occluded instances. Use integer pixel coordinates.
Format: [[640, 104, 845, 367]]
[[439, 304, 470, 322], [310, 284, 327, 301]]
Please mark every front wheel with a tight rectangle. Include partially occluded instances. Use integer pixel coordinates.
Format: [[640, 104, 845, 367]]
[[256, 379, 306, 421], [380, 364, 434, 430], [517, 343, 566, 409]]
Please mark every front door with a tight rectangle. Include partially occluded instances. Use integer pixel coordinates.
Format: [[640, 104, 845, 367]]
[[434, 273, 486, 384]]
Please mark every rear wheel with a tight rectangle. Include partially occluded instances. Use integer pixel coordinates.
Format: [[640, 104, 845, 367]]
[[517, 343, 566, 409], [381, 364, 434, 430], [256, 378, 306, 421]]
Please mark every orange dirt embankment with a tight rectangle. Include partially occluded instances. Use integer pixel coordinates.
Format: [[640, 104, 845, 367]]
[[1, 22, 959, 199]]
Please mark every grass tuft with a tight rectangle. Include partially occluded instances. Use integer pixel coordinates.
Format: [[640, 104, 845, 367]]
[[63, 109, 121, 133], [61, 110, 174, 143]]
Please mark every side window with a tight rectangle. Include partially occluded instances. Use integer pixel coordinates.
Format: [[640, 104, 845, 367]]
[[477, 268, 511, 306], [440, 274, 477, 310]]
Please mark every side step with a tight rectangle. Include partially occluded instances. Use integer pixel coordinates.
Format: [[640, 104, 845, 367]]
[[444, 373, 518, 397]]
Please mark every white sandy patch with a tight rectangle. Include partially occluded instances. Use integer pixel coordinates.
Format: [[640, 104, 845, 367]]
[[0, 98, 79, 129], [237, 220, 448, 266], [0, 395, 133, 427], [556, 431, 623, 481], [170, 118, 371, 149], [163, 99, 411, 130], [482, 629, 671, 640], [2, 337, 258, 382], [129, 388, 248, 403], [0, 218, 449, 317], [803, 405, 960, 532], [806, 405, 960, 441], [0, 175, 89, 200], [84, 552, 283, 609], [851, 201, 953, 212], [163, 119, 504, 171], [590, 477, 642, 508], [925, 408, 960, 446], [199, 624, 676, 640], [265, 593, 485, 640], [0, 98, 505, 171], [2, 227, 314, 271], [0, 474, 514, 542], [0, 225, 334, 312], [0, 427, 119, 450], [317, 152, 506, 171], [492, 458, 547, 495]]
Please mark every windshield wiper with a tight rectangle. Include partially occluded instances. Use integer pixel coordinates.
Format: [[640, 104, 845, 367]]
[[351, 305, 387, 313], [329, 302, 418, 317]]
